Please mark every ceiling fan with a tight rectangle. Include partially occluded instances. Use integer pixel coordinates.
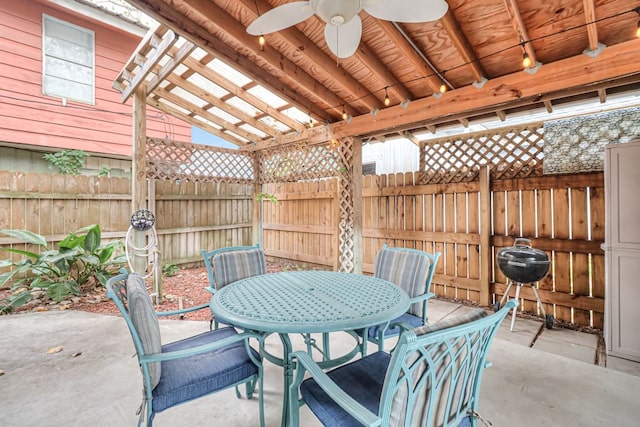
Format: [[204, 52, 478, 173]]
[[247, 0, 449, 59]]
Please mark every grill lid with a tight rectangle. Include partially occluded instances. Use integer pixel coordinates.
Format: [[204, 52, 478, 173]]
[[497, 238, 550, 283]]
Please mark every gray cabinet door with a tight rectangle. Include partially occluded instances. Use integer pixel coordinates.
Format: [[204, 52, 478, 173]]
[[605, 140, 640, 362]]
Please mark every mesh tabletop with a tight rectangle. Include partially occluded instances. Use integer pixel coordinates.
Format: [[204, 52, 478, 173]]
[[211, 271, 410, 334]]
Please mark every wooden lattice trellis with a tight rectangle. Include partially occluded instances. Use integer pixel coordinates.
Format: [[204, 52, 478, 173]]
[[419, 123, 544, 184], [146, 138, 255, 184], [257, 142, 341, 183], [336, 138, 355, 273]]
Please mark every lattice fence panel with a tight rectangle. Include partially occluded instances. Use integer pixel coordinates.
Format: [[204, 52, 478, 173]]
[[336, 139, 355, 273], [146, 138, 255, 184], [257, 142, 341, 183], [419, 123, 544, 184]]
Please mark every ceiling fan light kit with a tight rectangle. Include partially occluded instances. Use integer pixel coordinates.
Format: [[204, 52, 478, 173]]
[[247, 0, 449, 59]]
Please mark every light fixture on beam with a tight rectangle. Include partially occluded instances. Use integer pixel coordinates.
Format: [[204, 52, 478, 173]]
[[384, 87, 391, 106], [342, 105, 348, 121], [522, 52, 532, 68], [258, 35, 265, 50]]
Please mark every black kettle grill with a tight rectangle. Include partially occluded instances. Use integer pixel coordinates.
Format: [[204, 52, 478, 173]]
[[496, 238, 553, 330]]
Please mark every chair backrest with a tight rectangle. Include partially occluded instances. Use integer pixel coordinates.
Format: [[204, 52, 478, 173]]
[[374, 245, 441, 317], [200, 244, 267, 293], [106, 272, 162, 391], [378, 300, 516, 427]]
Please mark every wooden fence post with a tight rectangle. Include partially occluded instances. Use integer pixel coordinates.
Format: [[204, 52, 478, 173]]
[[479, 166, 491, 306]]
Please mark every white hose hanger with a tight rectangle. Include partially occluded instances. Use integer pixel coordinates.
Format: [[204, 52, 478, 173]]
[[126, 209, 160, 300]]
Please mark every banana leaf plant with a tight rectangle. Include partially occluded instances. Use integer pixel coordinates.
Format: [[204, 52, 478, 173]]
[[0, 224, 126, 313]]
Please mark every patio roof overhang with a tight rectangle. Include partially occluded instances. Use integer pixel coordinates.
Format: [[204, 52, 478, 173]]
[[114, 0, 640, 151]]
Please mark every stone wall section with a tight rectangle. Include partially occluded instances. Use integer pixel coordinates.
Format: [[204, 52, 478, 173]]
[[543, 106, 640, 174]]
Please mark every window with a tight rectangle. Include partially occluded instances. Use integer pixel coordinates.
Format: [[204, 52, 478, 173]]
[[42, 15, 95, 104], [362, 162, 377, 176]]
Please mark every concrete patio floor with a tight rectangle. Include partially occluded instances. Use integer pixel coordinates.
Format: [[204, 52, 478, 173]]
[[2, 299, 639, 426]]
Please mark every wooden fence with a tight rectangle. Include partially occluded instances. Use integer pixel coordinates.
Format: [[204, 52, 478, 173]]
[[0, 171, 253, 270], [261, 171, 605, 329], [0, 169, 605, 328]]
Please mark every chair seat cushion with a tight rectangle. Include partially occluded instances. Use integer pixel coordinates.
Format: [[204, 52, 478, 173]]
[[152, 327, 259, 413], [364, 313, 425, 339], [301, 351, 391, 427]]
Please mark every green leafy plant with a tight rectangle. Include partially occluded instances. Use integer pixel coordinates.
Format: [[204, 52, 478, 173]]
[[0, 225, 126, 313], [255, 192, 279, 204], [283, 262, 308, 272], [97, 166, 111, 177], [162, 263, 180, 277], [43, 149, 88, 175]]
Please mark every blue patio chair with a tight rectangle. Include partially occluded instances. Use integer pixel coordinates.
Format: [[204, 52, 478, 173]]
[[360, 244, 441, 355], [288, 300, 517, 427], [106, 271, 265, 427], [201, 244, 267, 329]]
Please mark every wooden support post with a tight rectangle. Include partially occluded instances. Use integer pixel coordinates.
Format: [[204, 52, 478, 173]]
[[352, 138, 363, 274], [131, 87, 152, 291], [479, 166, 491, 307]]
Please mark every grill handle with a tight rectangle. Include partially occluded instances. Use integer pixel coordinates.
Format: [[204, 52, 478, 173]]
[[514, 238, 532, 248], [507, 260, 528, 268]]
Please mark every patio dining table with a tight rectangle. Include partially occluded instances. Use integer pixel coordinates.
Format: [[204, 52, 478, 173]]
[[210, 270, 410, 427]]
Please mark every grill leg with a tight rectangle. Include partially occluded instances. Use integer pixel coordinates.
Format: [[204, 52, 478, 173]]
[[499, 281, 513, 307], [530, 285, 546, 317], [509, 282, 522, 332]]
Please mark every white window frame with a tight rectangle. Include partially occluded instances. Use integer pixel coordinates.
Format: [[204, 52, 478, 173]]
[[42, 14, 95, 105]]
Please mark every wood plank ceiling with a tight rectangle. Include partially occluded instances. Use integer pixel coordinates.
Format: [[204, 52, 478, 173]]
[[115, 0, 640, 150]]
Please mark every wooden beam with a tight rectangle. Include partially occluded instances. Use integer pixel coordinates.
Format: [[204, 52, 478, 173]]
[[496, 110, 507, 121], [400, 131, 420, 146], [503, 0, 539, 69], [126, 0, 333, 122], [121, 30, 178, 102], [163, 72, 280, 137], [375, 19, 443, 93], [251, 38, 640, 149], [146, 40, 196, 95], [114, 26, 170, 92], [439, 9, 486, 84], [180, 0, 355, 119], [583, 0, 600, 52], [598, 88, 607, 103], [237, 0, 381, 112], [154, 87, 263, 142], [183, 55, 305, 133], [458, 118, 470, 128], [147, 96, 248, 147], [353, 37, 413, 104]]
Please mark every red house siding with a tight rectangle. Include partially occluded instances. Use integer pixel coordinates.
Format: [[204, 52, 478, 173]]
[[0, 0, 191, 157]]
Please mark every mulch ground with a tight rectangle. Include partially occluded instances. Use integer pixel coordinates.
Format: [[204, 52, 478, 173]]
[[0, 262, 293, 321]]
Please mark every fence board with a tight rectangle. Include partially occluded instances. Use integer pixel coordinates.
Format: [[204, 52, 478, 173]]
[[0, 164, 606, 329]]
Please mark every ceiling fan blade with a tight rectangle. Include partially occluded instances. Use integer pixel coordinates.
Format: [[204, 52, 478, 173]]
[[247, 1, 313, 35], [324, 16, 362, 59], [364, 0, 448, 23]]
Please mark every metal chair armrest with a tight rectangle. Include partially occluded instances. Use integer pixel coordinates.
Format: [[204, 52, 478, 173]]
[[155, 303, 210, 317], [409, 291, 435, 305], [289, 351, 382, 427], [140, 331, 264, 365]]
